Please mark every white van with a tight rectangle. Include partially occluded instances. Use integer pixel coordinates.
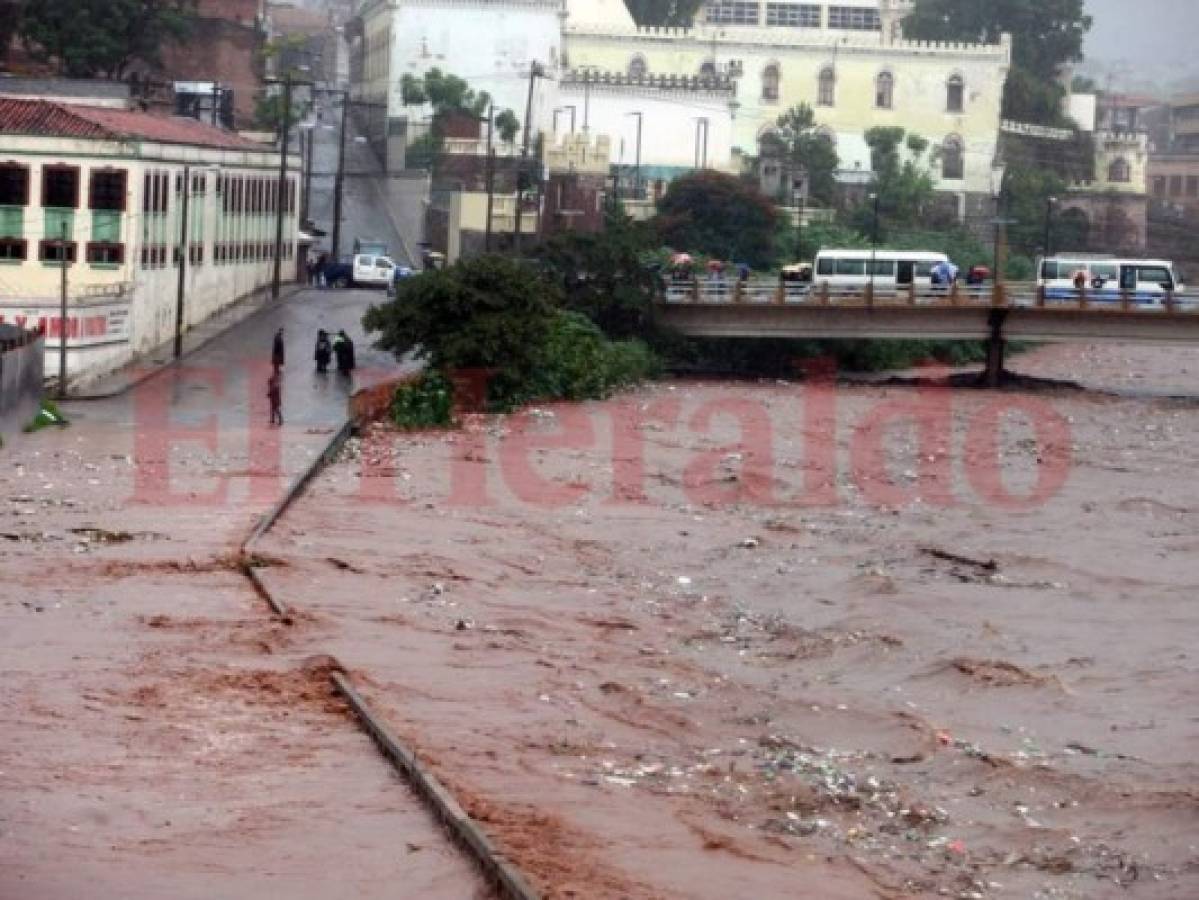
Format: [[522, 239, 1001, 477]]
[[1037, 256, 1186, 304], [814, 249, 951, 292]]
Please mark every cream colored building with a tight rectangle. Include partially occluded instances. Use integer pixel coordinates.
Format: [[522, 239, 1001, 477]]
[[353, 0, 1010, 220], [0, 99, 299, 386]]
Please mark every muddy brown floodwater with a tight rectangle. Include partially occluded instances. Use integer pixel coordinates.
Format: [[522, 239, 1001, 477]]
[[3, 341, 1198, 900], [254, 342, 1199, 900]]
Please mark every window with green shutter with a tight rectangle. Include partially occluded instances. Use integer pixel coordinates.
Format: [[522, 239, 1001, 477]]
[[0, 206, 23, 238], [92, 210, 121, 242], [44, 208, 74, 241]]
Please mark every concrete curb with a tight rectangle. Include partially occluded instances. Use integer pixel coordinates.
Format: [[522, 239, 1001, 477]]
[[331, 672, 542, 900], [234, 399, 544, 898], [244, 418, 355, 548]]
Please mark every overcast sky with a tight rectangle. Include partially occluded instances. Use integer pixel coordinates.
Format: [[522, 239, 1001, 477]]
[[1082, 0, 1199, 89]]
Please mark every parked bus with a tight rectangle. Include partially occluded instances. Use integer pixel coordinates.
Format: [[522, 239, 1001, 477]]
[[1037, 256, 1187, 303], [813, 249, 951, 293]]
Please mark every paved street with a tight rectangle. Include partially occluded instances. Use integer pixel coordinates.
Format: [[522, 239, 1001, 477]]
[[64, 286, 403, 434], [306, 93, 428, 268]]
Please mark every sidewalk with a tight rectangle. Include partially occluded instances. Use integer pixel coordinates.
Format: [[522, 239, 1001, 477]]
[[69, 284, 305, 400]]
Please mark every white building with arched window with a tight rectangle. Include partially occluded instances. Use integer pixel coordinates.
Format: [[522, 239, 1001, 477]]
[[354, 0, 1010, 220]]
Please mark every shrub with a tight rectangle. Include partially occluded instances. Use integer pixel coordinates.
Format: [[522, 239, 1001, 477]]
[[520, 311, 660, 405], [391, 371, 455, 430], [364, 254, 560, 401]]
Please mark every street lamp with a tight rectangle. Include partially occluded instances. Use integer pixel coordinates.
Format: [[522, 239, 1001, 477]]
[[868, 191, 880, 294], [792, 169, 807, 263], [626, 111, 642, 200], [1044, 195, 1058, 258], [990, 161, 1007, 288]]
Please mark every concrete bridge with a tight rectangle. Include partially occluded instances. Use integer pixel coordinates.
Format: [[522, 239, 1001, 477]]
[[656, 281, 1199, 385]]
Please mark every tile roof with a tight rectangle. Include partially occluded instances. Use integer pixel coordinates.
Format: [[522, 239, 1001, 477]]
[[0, 98, 269, 151]]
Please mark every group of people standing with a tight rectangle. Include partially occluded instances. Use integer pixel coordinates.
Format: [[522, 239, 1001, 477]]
[[306, 251, 331, 288], [265, 326, 357, 427], [314, 328, 356, 375]]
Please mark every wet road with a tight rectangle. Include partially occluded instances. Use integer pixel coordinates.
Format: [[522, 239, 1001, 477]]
[[61, 286, 405, 432], [306, 93, 425, 267]]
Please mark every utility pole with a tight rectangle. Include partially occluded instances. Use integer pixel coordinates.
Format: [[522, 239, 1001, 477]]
[[484, 103, 496, 252], [694, 118, 709, 169], [1043, 195, 1057, 258], [174, 165, 191, 359], [57, 223, 68, 400], [515, 62, 545, 254], [211, 83, 221, 127], [628, 111, 642, 199], [331, 89, 349, 259], [302, 127, 314, 224], [582, 69, 593, 133], [271, 73, 294, 300]]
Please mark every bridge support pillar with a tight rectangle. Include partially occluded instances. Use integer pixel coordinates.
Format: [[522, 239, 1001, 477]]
[[983, 308, 1009, 388]]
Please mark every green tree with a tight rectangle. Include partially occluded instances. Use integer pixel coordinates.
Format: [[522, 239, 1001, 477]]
[[19, 0, 196, 78], [655, 170, 780, 269], [762, 103, 839, 205], [623, 0, 706, 27], [363, 255, 560, 407], [853, 127, 937, 236], [494, 109, 520, 145], [533, 210, 662, 340], [903, 0, 1092, 125], [400, 68, 521, 168]]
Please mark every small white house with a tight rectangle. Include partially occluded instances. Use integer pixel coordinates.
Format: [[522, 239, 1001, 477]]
[[0, 98, 300, 386]]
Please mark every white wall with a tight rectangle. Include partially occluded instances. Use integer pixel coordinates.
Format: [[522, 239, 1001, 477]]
[[556, 84, 735, 171], [389, 0, 565, 143]]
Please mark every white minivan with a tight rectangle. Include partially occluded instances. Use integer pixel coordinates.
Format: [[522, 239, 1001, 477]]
[[352, 254, 397, 288], [1037, 256, 1187, 304]]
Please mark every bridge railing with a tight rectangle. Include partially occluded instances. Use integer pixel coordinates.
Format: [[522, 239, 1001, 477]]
[[663, 278, 1199, 313]]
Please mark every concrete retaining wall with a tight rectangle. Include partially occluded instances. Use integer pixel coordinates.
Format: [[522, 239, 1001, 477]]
[[0, 325, 44, 441]]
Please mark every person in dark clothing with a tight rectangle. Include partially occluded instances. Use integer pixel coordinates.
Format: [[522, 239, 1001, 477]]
[[271, 328, 285, 370], [267, 369, 283, 426], [332, 329, 356, 375], [314, 329, 332, 374]]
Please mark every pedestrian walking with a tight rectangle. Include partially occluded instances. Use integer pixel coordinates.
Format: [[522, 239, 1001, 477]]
[[314, 329, 332, 374], [271, 327, 285, 370], [317, 252, 329, 289], [267, 369, 283, 427], [333, 329, 356, 375], [307, 249, 321, 286]]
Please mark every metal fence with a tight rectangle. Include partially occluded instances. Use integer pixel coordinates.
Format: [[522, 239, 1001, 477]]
[[0, 324, 44, 441], [663, 278, 1199, 312]]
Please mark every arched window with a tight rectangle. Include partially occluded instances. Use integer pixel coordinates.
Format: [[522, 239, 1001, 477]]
[[875, 71, 894, 109], [941, 135, 964, 180], [628, 56, 647, 80], [1108, 157, 1131, 183], [946, 75, 964, 113], [762, 64, 780, 101], [818, 67, 835, 107], [699, 60, 717, 79]]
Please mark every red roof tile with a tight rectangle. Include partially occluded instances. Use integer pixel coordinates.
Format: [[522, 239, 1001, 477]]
[[0, 98, 269, 151]]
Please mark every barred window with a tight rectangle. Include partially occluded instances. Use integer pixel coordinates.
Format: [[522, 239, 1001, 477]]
[[941, 135, 964, 180], [947, 75, 965, 113], [1107, 157, 1131, 183], [762, 64, 780, 101], [706, 1, 760, 25], [875, 72, 894, 109], [828, 6, 880, 30], [817, 67, 836, 107], [765, 3, 820, 27]]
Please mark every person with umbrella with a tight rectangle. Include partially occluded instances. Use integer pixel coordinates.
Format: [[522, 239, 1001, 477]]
[[332, 329, 356, 376]]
